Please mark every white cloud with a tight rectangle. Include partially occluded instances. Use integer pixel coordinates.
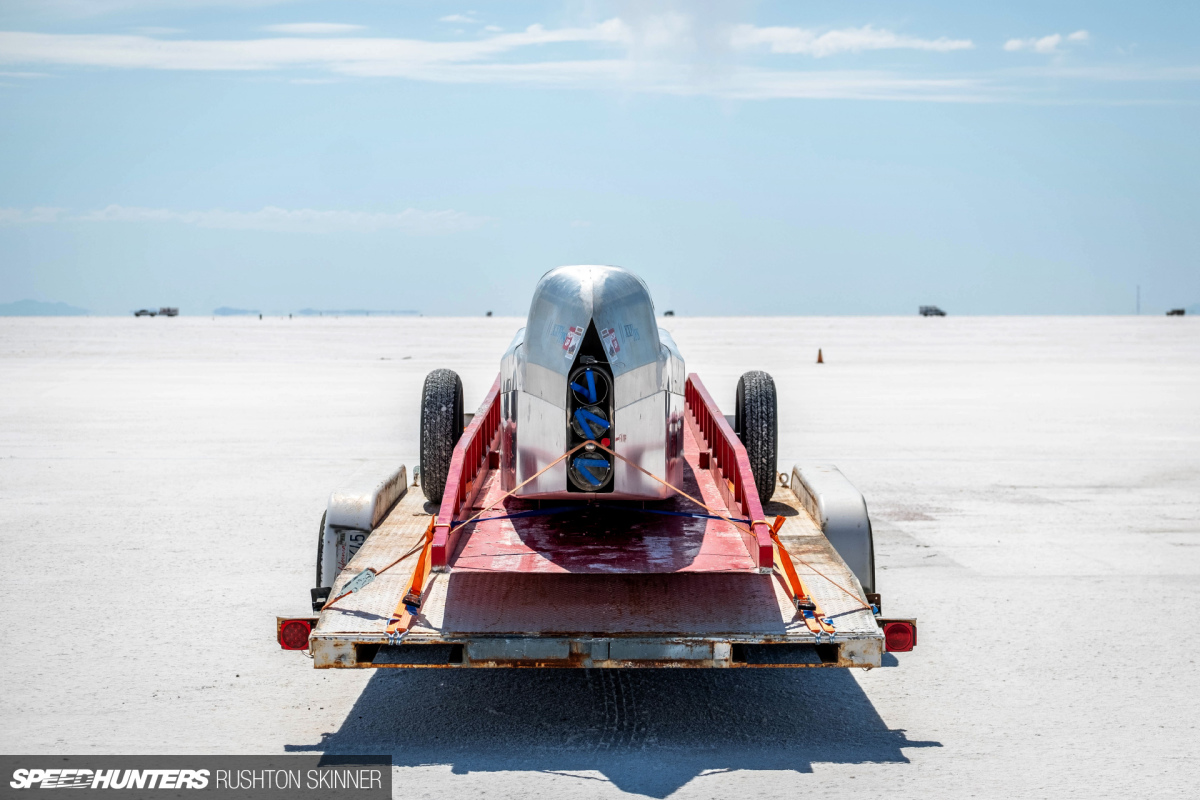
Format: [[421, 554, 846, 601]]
[[3, 21, 1160, 103], [0, 20, 975, 76], [263, 23, 366, 35], [133, 27, 184, 36], [76, 205, 489, 234], [732, 24, 973, 57], [0, 207, 64, 224], [0, 23, 993, 101], [698, 68, 984, 102], [1004, 64, 1200, 82], [440, 14, 481, 25], [0, 23, 627, 73], [1004, 30, 1089, 54]]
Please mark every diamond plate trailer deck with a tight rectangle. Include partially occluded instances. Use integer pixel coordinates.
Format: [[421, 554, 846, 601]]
[[305, 375, 888, 670]]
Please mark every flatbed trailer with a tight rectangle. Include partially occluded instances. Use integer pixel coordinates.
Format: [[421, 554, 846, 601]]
[[280, 373, 916, 670]]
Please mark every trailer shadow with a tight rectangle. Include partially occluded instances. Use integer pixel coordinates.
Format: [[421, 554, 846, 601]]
[[285, 667, 938, 797]]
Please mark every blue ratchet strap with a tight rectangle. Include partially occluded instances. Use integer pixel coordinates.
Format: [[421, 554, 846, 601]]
[[606, 504, 752, 524], [451, 505, 581, 526]]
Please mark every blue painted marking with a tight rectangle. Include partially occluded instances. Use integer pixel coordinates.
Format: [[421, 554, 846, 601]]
[[572, 456, 610, 486], [569, 368, 598, 403], [573, 408, 610, 434], [574, 457, 610, 467]]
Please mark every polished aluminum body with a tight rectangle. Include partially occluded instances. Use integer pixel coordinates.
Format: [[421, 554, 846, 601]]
[[500, 265, 685, 499]]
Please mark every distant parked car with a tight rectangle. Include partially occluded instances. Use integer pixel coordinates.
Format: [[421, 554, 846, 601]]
[[919, 306, 946, 317], [159, 307, 179, 317], [1166, 308, 1186, 316], [134, 309, 156, 317]]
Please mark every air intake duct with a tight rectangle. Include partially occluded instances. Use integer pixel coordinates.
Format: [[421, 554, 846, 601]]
[[566, 361, 613, 491]]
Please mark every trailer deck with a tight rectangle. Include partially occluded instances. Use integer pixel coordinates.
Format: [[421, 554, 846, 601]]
[[309, 473, 882, 669], [299, 371, 891, 669]]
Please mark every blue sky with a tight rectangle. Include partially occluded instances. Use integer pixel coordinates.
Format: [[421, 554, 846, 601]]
[[1, 1, 1197, 315]]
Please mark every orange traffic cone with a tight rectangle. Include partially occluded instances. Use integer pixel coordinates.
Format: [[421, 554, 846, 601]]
[[817, 348, 824, 364]]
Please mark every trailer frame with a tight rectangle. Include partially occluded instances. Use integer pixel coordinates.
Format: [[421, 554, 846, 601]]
[[298, 373, 909, 670]]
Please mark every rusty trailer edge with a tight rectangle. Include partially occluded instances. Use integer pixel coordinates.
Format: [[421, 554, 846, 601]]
[[309, 632, 883, 670], [306, 467, 887, 670]]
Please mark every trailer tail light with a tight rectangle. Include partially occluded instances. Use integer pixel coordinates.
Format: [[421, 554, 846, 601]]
[[882, 620, 917, 652], [278, 618, 314, 650]]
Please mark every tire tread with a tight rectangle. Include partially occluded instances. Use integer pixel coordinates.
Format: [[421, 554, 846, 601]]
[[420, 368, 464, 504], [736, 370, 778, 505]]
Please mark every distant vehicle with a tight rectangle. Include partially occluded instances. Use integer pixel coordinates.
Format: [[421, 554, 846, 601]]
[[920, 306, 946, 317], [133, 309, 156, 317], [158, 307, 179, 317], [1166, 309, 1186, 316]]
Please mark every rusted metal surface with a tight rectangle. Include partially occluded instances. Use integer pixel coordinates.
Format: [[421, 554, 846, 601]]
[[318, 635, 881, 669], [308, 470, 885, 670]]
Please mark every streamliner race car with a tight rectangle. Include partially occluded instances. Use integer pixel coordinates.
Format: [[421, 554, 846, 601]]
[[418, 264, 778, 509]]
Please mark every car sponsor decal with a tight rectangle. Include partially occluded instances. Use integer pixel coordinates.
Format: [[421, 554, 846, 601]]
[[562, 325, 585, 358], [600, 327, 620, 358]]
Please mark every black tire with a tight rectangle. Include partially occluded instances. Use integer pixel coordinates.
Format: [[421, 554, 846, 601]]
[[735, 370, 778, 505], [420, 368, 464, 504], [315, 510, 327, 587]]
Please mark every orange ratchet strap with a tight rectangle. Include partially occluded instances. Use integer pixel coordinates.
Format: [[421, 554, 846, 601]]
[[770, 515, 836, 638], [387, 520, 436, 636]]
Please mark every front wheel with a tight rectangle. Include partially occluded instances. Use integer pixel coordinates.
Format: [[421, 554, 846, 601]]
[[735, 370, 778, 505], [420, 368, 464, 504]]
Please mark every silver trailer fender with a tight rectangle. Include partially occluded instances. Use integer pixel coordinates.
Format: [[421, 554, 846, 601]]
[[318, 465, 408, 589], [790, 464, 876, 594]]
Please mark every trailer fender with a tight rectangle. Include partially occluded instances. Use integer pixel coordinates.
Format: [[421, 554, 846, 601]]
[[789, 465, 876, 594], [319, 465, 408, 588]]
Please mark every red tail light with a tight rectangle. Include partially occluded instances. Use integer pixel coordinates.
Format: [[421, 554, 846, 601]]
[[278, 619, 313, 650], [883, 620, 916, 652]]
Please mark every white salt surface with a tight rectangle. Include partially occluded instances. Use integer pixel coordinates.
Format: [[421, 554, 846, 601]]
[[1, 315, 1197, 798]]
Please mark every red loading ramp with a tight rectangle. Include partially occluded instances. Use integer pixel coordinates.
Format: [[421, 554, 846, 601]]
[[431, 374, 775, 573], [448, 419, 756, 574]]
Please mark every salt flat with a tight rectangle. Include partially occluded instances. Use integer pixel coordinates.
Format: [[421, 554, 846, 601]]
[[1, 315, 1197, 799]]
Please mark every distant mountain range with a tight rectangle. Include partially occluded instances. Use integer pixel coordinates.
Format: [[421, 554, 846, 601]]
[[0, 299, 89, 316], [295, 308, 419, 316], [212, 307, 419, 316]]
